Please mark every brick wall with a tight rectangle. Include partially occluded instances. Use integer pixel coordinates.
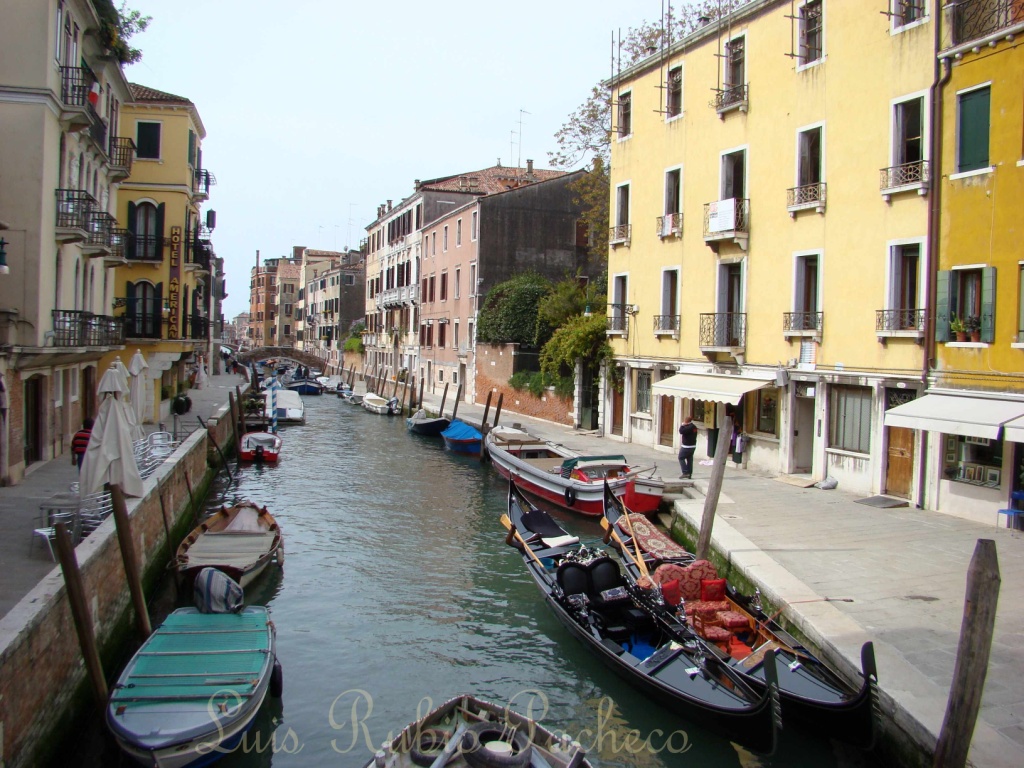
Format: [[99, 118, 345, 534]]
[[475, 371, 574, 426], [0, 426, 217, 767]]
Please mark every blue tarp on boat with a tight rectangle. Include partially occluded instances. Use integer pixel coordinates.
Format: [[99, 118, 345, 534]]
[[441, 420, 482, 442]]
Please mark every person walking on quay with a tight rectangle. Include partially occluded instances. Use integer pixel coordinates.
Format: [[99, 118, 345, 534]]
[[678, 416, 697, 479], [72, 417, 94, 471]]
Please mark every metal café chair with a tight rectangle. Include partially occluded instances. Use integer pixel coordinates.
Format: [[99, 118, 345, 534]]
[[79, 491, 113, 538], [31, 504, 80, 561]]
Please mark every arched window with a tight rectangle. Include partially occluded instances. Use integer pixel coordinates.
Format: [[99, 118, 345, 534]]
[[129, 201, 163, 260], [126, 280, 162, 339]]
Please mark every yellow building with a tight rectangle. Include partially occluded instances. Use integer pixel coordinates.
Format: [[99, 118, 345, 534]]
[[885, 1, 1024, 524], [104, 84, 217, 424], [606, 0, 935, 499]]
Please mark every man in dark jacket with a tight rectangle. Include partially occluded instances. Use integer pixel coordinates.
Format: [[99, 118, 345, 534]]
[[678, 416, 697, 478], [72, 417, 93, 470]]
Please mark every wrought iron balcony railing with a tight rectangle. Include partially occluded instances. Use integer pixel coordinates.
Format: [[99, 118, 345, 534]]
[[607, 304, 630, 335], [109, 137, 136, 174], [656, 212, 683, 238], [949, 0, 1024, 47], [712, 84, 748, 113], [880, 161, 929, 194], [51, 310, 125, 347], [786, 182, 827, 213], [86, 103, 107, 149], [783, 311, 823, 333], [84, 211, 116, 248], [126, 234, 164, 262], [876, 308, 926, 332], [703, 199, 750, 239], [609, 224, 631, 244], [699, 312, 746, 348], [193, 169, 217, 198], [184, 315, 209, 340], [654, 314, 680, 333], [117, 298, 164, 339], [59, 65, 94, 107], [109, 228, 131, 260], [185, 239, 212, 272], [55, 189, 96, 230]]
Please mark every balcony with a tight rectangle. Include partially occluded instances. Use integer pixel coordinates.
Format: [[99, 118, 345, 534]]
[[58, 65, 95, 129], [945, 0, 1024, 50], [699, 312, 746, 358], [654, 314, 680, 337], [185, 239, 212, 273], [703, 198, 749, 251], [783, 311, 823, 339], [55, 189, 96, 242], [127, 234, 165, 262], [193, 169, 217, 201], [184, 315, 209, 341], [656, 212, 682, 239], [51, 310, 125, 347], [876, 308, 926, 343], [109, 228, 131, 261], [712, 84, 748, 116], [109, 137, 136, 179], [83, 211, 116, 256], [880, 161, 929, 201], [787, 182, 827, 216], [609, 224, 631, 247], [606, 304, 631, 337]]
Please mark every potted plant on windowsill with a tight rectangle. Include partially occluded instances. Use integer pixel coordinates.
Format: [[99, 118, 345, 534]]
[[965, 315, 981, 342], [950, 315, 968, 342]]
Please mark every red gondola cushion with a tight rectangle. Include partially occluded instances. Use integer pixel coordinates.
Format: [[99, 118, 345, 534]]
[[683, 600, 730, 616], [653, 559, 718, 600], [661, 579, 682, 607], [700, 624, 732, 643], [700, 578, 727, 602], [717, 610, 751, 629]]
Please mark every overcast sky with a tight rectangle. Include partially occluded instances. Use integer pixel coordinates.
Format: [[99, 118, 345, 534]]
[[123, 1, 659, 318]]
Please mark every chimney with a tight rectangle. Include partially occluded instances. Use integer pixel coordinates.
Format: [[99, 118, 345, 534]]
[[497, 157, 502, 167], [526, 159, 534, 176], [387, 199, 392, 211], [698, 14, 711, 27], [413, 179, 420, 191], [646, 45, 657, 55]]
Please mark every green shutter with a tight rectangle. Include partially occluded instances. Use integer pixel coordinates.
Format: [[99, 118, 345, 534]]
[[958, 87, 990, 173], [981, 267, 996, 343], [935, 270, 951, 342], [155, 203, 165, 260], [188, 130, 196, 167], [126, 202, 137, 260]]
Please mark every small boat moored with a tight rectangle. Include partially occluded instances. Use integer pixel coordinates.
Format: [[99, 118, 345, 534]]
[[285, 377, 324, 395], [406, 408, 451, 437], [363, 392, 401, 415], [441, 419, 482, 454], [238, 431, 282, 462], [361, 692, 593, 768], [176, 501, 283, 588]]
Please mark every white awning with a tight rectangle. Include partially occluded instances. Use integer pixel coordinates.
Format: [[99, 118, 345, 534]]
[[651, 373, 771, 405], [1002, 414, 1024, 444], [883, 394, 1024, 440]]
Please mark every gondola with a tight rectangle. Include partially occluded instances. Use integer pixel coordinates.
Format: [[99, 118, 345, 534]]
[[360, 692, 593, 768], [502, 478, 780, 754], [601, 483, 877, 747]]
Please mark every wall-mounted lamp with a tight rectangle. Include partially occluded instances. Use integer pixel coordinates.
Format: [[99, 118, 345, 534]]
[[583, 305, 592, 317], [0, 238, 9, 275]]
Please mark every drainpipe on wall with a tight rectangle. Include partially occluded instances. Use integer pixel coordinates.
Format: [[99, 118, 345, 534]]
[[919, 20, 954, 510]]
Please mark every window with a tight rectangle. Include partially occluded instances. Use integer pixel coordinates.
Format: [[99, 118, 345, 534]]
[[755, 388, 778, 435], [126, 280, 162, 338], [470, 264, 477, 295], [438, 369, 444, 382], [666, 66, 682, 117], [432, 232, 436, 256], [610, 274, 628, 333], [132, 201, 162, 260], [794, 253, 819, 316], [615, 184, 630, 228], [443, 226, 449, 251], [440, 272, 448, 301], [799, 1, 823, 66], [471, 211, 478, 240], [663, 168, 681, 236], [454, 268, 461, 299], [136, 122, 161, 159], [797, 127, 822, 186], [635, 370, 652, 414], [892, 0, 925, 29], [454, 320, 460, 348], [722, 150, 746, 199], [438, 322, 446, 348], [659, 270, 679, 332], [456, 219, 462, 247], [726, 36, 745, 89], [890, 243, 920, 327], [617, 91, 632, 137], [957, 85, 991, 173], [188, 130, 197, 167], [937, 266, 995, 342], [429, 276, 436, 303], [829, 385, 871, 454], [894, 97, 924, 167]]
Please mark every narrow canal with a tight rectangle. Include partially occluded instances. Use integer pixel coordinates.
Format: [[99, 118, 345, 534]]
[[71, 395, 872, 767]]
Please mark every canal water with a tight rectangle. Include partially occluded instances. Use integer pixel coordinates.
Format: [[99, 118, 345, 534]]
[[69, 395, 872, 768]]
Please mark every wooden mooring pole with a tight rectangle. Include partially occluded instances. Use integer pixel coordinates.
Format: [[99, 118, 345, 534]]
[[492, 393, 504, 426], [54, 522, 108, 709], [480, 391, 493, 431], [451, 383, 463, 421], [109, 484, 152, 640], [418, 378, 425, 411], [696, 414, 733, 561], [439, 383, 450, 416], [933, 539, 1001, 768]]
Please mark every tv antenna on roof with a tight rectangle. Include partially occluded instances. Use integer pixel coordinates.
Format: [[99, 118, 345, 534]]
[[517, 109, 531, 170]]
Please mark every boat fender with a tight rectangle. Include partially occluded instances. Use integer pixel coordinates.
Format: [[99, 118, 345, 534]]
[[460, 722, 532, 768], [270, 659, 283, 698], [409, 728, 449, 767], [564, 487, 577, 507]]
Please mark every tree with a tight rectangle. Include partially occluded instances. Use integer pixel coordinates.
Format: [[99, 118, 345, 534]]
[[95, 1, 151, 65], [571, 156, 610, 263], [476, 273, 552, 346], [540, 314, 613, 380]]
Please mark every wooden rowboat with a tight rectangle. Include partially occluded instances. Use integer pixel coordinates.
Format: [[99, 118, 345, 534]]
[[176, 502, 283, 588], [238, 431, 281, 462], [360, 692, 593, 767]]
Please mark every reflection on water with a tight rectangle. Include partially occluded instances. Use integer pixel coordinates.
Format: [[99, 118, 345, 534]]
[[63, 396, 870, 768]]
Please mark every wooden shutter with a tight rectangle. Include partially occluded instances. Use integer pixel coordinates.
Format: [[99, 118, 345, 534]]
[[935, 270, 951, 342], [126, 201, 137, 260], [981, 267, 996, 343], [155, 203, 165, 260], [958, 88, 990, 172]]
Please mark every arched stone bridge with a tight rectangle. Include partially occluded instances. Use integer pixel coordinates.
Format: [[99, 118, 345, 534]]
[[235, 346, 327, 370]]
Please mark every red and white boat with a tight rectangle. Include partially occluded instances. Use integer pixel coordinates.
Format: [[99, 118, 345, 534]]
[[239, 431, 282, 462], [485, 425, 663, 516]]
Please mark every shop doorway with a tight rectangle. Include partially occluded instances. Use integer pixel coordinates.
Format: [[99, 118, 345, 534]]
[[24, 376, 44, 466]]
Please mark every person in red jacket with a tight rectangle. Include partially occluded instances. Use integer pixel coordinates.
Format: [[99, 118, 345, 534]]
[[71, 418, 93, 470]]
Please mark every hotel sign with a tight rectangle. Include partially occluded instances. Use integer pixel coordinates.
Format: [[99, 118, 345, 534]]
[[168, 225, 182, 339]]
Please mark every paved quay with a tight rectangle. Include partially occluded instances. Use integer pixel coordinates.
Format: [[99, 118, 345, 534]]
[[0, 371, 248, 620], [413, 388, 1024, 768]]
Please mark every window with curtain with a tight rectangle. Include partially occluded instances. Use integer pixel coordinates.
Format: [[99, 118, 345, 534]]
[[635, 370, 652, 414], [829, 385, 871, 454]]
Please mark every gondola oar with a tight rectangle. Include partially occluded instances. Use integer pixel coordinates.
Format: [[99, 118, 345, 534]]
[[603, 482, 651, 581], [499, 513, 548, 572], [600, 516, 652, 582]]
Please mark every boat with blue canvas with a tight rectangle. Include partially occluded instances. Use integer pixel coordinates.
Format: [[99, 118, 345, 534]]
[[441, 419, 482, 454]]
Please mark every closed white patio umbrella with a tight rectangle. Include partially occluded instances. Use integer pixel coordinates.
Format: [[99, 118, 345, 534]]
[[80, 365, 144, 499], [128, 349, 149, 428]]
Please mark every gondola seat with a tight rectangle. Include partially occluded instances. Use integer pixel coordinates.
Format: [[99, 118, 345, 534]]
[[556, 561, 590, 598], [652, 559, 719, 600], [692, 613, 732, 651], [718, 610, 753, 630], [683, 600, 730, 616]]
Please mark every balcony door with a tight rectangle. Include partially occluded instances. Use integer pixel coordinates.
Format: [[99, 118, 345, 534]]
[[722, 151, 746, 200], [126, 280, 162, 339], [717, 262, 743, 345]]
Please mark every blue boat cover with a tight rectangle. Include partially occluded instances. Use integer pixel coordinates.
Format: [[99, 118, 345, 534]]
[[441, 419, 482, 442]]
